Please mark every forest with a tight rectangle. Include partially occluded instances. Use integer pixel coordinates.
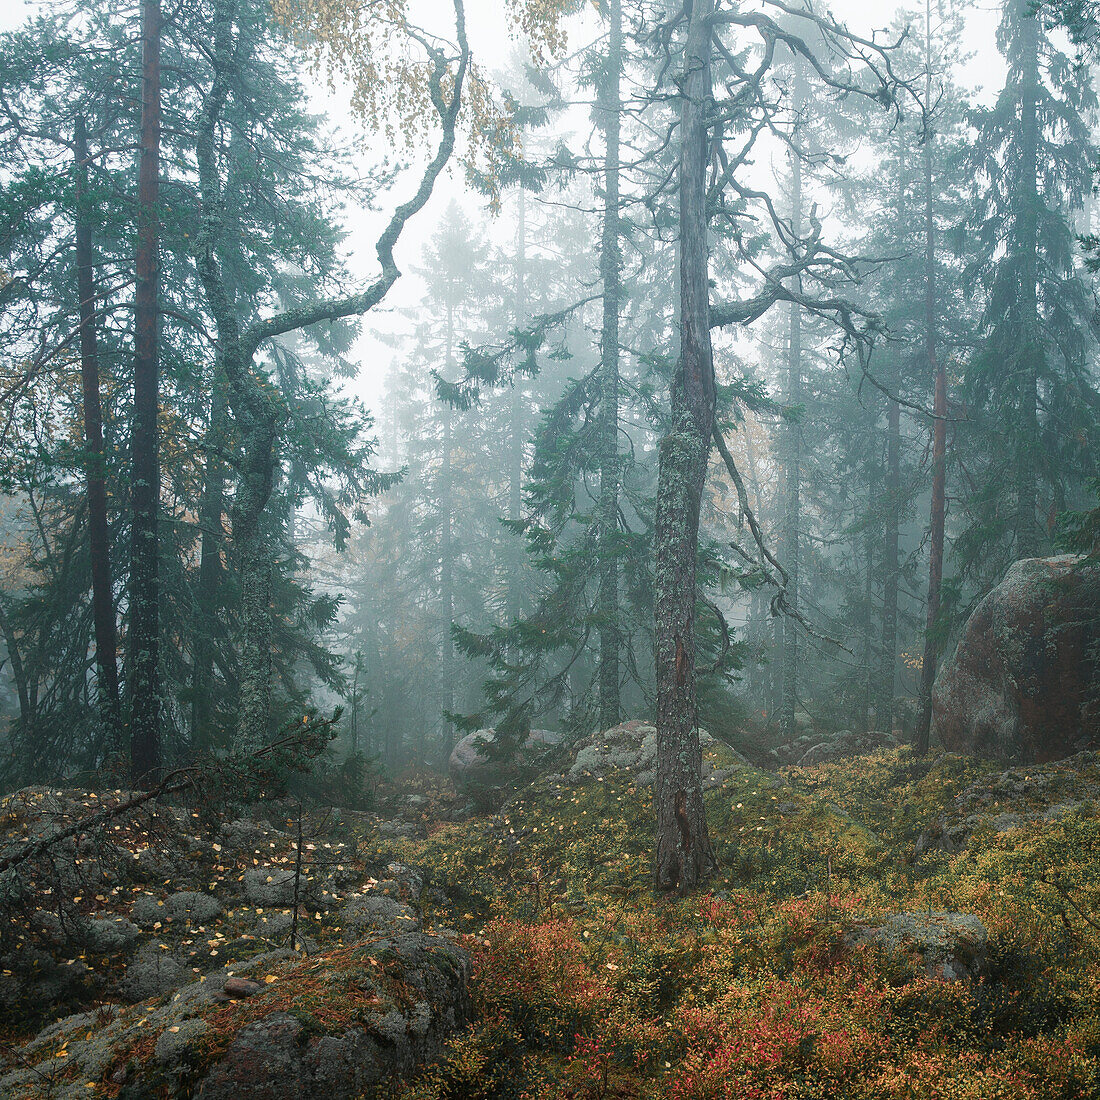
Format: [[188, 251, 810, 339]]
[[2, 0, 1100, 1095]]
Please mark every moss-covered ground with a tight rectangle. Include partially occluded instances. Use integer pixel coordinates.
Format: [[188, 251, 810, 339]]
[[372, 743, 1100, 1099], [7, 742, 1100, 1098]]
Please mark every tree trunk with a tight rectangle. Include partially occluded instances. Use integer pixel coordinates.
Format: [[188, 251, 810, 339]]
[[129, 0, 163, 785], [1015, 0, 1042, 557], [74, 115, 121, 738], [350, 650, 364, 758], [879, 379, 900, 731], [193, 0, 468, 753], [507, 187, 526, 623], [861, 480, 875, 733], [654, 0, 717, 894], [597, 0, 622, 731], [0, 599, 34, 747], [917, 3, 945, 756], [441, 297, 455, 752], [780, 106, 803, 740], [231, 422, 280, 751], [191, 372, 229, 748]]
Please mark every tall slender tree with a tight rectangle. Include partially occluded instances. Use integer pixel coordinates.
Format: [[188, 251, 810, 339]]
[[196, 0, 471, 749], [653, 0, 718, 893], [597, 0, 624, 730], [128, 0, 163, 784], [73, 114, 121, 736], [962, 0, 1098, 580]]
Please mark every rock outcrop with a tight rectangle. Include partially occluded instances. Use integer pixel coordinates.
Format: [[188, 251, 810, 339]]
[[566, 719, 750, 788], [932, 555, 1100, 762], [448, 728, 563, 804], [796, 728, 899, 767], [0, 933, 470, 1100], [845, 912, 989, 982]]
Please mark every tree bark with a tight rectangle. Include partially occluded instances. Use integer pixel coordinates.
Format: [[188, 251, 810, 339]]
[[597, 0, 623, 732], [441, 295, 455, 752], [917, 0, 945, 756], [74, 114, 121, 737], [861, 478, 876, 733], [1015, 0, 1042, 557], [129, 0, 163, 785], [879, 374, 900, 731], [654, 0, 717, 894], [779, 96, 803, 740], [190, 372, 230, 749], [230, 420, 281, 751], [507, 186, 526, 624]]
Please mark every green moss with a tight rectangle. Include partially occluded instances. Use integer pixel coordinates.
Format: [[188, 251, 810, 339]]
[[385, 746, 1100, 1100]]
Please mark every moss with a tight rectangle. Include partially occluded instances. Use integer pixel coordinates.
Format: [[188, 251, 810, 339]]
[[381, 745, 1100, 1099]]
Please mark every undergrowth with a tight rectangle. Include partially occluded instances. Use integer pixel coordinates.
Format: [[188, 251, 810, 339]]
[[382, 745, 1100, 1099]]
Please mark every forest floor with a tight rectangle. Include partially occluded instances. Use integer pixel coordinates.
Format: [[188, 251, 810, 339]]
[[3, 726, 1100, 1097]]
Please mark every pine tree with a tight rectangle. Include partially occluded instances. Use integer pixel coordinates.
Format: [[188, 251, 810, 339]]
[[962, 0, 1099, 581]]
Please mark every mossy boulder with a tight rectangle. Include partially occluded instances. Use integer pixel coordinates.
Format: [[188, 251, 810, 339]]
[[845, 911, 989, 981], [933, 555, 1100, 762], [0, 934, 470, 1100], [448, 728, 563, 805]]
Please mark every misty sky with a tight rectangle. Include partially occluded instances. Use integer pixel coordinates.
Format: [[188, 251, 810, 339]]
[[0, 0, 1012, 417]]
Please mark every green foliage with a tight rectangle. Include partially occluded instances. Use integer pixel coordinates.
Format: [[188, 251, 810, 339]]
[[381, 745, 1100, 1099]]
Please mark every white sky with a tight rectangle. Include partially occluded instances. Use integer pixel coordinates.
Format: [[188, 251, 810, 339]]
[[0, 0, 1011, 417]]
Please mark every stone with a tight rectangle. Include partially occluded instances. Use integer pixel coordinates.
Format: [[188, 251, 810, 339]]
[[845, 912, 988, 982], [932, 555, 1100, 762], [341, 894, 419, 936], [797, 728, 898, 767], [154, 1017, 210, 1068], [448, 727, 564, 799], [566, 720, 745, 786], [162, 891, 222, 924], [223, 976, 264, 998], [197, 1012, 308, 1100], [243, 867, 298, 907], [86, 916, 141, 954], [196, 934, 470, 1100]]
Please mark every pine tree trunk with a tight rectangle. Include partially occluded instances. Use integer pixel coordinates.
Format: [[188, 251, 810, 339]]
[[880, 383, 900, 732], [231, 420, 280, 752], [597, 0, 622, 732], [917, 6, 945, 755], [191, 373, 229, 749], [129, 0, 162, 785], [0, 600, 33, 743], [1016, 0, 1041, 557], [74, 115, 121, 737], [780, 123, 803, 740], [862, 483, 876, 733], [654, 0, 716, 894], [441, 298, 455, 752], [507, 188, 526, 623]]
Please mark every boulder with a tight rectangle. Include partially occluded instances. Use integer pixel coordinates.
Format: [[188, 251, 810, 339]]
[[797, 728, 898, 767], [567, 720, 748, 787], [448, 728, 563, 799], [196, 934, 470, 1100], [932, 555, 1100, 762], [1, 934, 470, 1100], [845, 911, 988, 982]]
